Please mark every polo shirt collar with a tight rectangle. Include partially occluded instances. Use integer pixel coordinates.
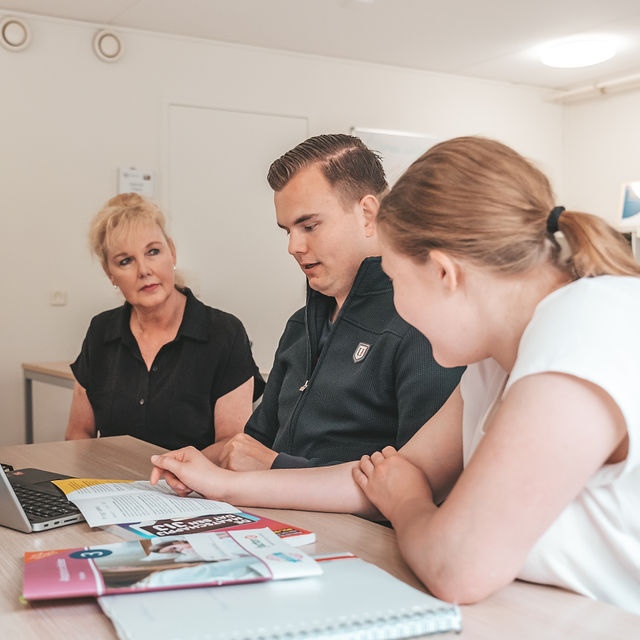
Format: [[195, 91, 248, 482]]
[[176, 288, 209, 342], [102, 304, 129, 343], [102, 287, 208, 344]]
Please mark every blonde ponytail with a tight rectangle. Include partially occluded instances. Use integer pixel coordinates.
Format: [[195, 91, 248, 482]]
[[557, 211, 640, 278]]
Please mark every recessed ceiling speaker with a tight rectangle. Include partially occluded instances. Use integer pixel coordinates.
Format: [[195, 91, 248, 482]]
[[0, 16, 31, 52], [93, 29, 123, 63]]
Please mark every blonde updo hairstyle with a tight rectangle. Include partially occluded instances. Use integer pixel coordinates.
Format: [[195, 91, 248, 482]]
[[378, 136, 640, 279]]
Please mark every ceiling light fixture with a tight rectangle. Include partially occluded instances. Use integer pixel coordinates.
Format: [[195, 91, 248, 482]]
[[539, 36, 617, 68]]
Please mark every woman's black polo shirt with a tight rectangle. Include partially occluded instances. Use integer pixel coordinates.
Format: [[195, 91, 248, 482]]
[[71, 288, 263, 450]]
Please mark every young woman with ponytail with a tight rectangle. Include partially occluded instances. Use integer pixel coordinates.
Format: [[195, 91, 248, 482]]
[[150, 137, 640, 614]]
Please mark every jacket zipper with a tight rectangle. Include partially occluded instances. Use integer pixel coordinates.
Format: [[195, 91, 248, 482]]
[[286, 260, 372, 451]]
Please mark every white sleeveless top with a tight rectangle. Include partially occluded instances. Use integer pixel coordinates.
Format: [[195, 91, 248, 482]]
[[460, 276, 640, 614]]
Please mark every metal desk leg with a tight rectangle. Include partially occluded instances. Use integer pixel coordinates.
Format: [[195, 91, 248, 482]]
[[24, 375, 34, 444]]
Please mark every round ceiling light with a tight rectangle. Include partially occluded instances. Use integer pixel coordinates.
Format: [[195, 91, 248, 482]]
[[0, 16, 31, 51], [539, 37, 617, 68], [93, 29, 123, 63]]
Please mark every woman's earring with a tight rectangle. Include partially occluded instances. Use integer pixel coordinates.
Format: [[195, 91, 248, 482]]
[[173, 265, 176, 271]]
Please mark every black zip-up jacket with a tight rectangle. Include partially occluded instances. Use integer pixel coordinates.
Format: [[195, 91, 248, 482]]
[[245, 257, 464, 468]]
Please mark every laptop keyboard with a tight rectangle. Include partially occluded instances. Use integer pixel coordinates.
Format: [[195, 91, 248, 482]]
[[12, 484, 80, 521]]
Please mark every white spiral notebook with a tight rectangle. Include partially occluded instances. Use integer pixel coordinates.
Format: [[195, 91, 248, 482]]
[[98, 554, 462, 640]]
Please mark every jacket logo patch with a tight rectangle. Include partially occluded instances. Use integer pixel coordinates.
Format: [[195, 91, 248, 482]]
[[352, 342, 371, 363]]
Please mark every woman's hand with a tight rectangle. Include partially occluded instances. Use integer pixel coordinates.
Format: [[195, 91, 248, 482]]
[[353, 446, 435, 524], [150, 446, 233, 500]]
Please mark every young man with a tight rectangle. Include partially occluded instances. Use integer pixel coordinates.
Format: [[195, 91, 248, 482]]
[[212, 134, 463, 469]]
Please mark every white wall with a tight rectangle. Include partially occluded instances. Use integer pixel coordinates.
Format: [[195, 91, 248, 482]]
[[0, 13, 565, 445], [563, 89, 640, 225]]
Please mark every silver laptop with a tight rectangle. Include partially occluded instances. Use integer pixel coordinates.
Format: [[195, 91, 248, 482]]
[[0, 465, 84, 532]]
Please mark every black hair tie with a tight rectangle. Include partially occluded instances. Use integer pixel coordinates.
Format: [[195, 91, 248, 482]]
[[546, 206, 565, 235]]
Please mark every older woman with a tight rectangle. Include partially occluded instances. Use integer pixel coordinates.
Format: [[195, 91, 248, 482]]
[[66, 193, 263, 454]]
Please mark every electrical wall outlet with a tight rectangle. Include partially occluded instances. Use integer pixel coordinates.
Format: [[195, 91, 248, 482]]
[[49, 291, 68, 306]]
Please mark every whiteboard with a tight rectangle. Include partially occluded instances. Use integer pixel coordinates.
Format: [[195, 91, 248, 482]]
[[351, 127, 438, 187], [168, 105, 309, 371]]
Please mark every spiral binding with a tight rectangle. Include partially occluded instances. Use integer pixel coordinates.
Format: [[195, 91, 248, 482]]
[[219, 604, 462, 639]]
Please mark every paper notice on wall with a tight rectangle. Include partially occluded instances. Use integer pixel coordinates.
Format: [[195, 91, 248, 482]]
[[118, 168, 154, 196]]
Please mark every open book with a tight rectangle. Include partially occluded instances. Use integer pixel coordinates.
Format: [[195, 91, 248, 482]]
[[99, 554, 462, 640], [23, 527, 321, 600], [53, 478, 240, 527], [53, 478, 315, 546]]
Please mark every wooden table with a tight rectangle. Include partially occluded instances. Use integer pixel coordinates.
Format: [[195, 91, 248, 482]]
[[21, 362, 75, 444], [1, 437, 637, 638]]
